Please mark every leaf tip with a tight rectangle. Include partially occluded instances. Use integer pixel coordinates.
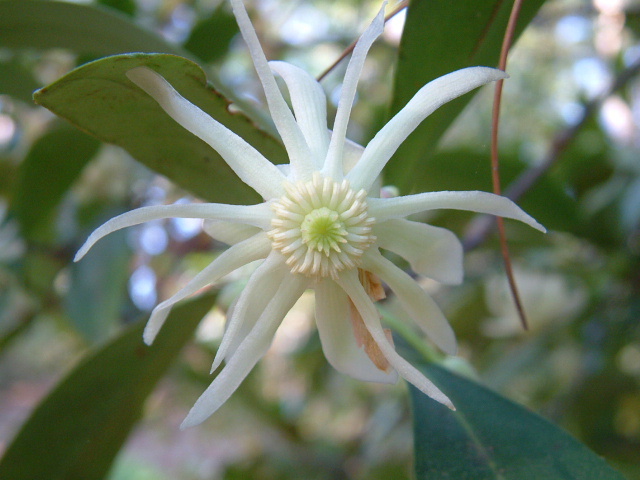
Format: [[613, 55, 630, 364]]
[[32, 86, 45, 105]]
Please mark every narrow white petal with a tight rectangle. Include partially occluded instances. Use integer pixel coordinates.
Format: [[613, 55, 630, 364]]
[[220, 261, 289, 366], [181, 272, 308, 428], [229, 0, 315, 180], [126, 67, 286, 199], [270, 61, 329, 167], [143, 233, 271, 344], [374, 218, 463, 285], [202, 220, 261, 245], [342, 137, 385, 195], [322, 5, 386, 179], [343, 137, 365, 175], [75, 203, 272, 262], [369, 191, 546, 232], [363, 249, 457, 355], [210, 252, 285, 372], [336, 270, 454, 409], [315, 279, 398, 383], [348, 67, 508, 190]]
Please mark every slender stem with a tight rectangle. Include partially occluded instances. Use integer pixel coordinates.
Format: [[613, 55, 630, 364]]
[[491, 0, 528, 330], [316, 1, 408, 82]]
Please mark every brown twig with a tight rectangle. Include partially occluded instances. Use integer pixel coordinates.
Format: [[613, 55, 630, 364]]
[[491, 0, 528, 329], [316, 1, 408, 82], [464, 54, 640, 251]]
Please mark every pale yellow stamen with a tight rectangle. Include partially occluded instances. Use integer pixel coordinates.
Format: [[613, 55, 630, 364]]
[[268, 173, 375, 279]]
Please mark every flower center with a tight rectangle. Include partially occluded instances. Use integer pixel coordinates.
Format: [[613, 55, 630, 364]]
[[268, 173, 376, 279]]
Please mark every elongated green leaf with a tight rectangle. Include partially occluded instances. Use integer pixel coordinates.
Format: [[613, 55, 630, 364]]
[[386, 0, 547, 192], [0, 0, 184, 57], [0, 293, 216, 480], [34, 54, 287, 204], [411, 149, 578, 233], [409, 359, 625, 479], [14, 126, 101, 241], [65, 226, 131, 343]]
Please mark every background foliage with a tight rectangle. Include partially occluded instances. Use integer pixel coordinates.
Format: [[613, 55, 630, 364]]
[[0, 0, 639, 478]]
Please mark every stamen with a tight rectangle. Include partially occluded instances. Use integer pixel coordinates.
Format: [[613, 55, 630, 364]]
[[268, 173, 376, 279]]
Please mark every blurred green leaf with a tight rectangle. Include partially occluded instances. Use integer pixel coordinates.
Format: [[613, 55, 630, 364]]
[[184, 7, 239, 63], [14, 126, 101, 241], [0, 58, 40, 103], [34, 53, 287, 204], [408, 359, 625, 479], [0, 293, 216, 480], [98, 0, 136, 17], [0, 157, 18, 197], [386, 0, 547, 193], [0, 0, 184, 57], [413, 149, 578, 233], [552, 124, 612, 197], [65, 226, 131, 343], [22, 249, 66, 296]]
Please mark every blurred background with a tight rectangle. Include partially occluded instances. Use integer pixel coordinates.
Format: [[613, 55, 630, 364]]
[[0, 0, 639, 478]]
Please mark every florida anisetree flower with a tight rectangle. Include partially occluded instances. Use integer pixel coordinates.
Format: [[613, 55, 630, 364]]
[[75, 0, 545, 428]]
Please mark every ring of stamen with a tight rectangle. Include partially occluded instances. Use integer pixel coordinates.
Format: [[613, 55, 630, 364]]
[[268, 173, 375, 279]]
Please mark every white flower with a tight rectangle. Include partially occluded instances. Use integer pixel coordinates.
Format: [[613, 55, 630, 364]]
[[75, 0, 545, 428]]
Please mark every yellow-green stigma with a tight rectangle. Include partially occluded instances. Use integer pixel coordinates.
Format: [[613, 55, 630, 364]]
[[268, 173, 376, 279]]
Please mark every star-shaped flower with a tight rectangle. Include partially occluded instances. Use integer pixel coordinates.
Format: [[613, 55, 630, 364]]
[[75, 0, 545, 428]]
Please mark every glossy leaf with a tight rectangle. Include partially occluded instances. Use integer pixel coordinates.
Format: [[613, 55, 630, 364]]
[[34, 54, 288, 204], [0, 293, 216, 480], [0, 0, 184, 57], [386, 0, 547, 192], [408, 358, 625, 479], [14, 126, 101, 241]]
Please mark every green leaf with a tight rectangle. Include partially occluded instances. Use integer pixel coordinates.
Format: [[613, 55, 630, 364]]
[[98, 0, 136, 17], [0, 157, 18, 197], [0, 0, 184, 57], [551, 123, 612, 197], [0, 58, 40, 103], [0, 293, 216, 480], [34, 54, 287, 204], [409, 360, 625, 479], [410, 149, 578, 233], [13, 126, 101, 241], [64, 226, 131, 343], [184, 7, 239, 63], [386, 0, 547, 193]]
